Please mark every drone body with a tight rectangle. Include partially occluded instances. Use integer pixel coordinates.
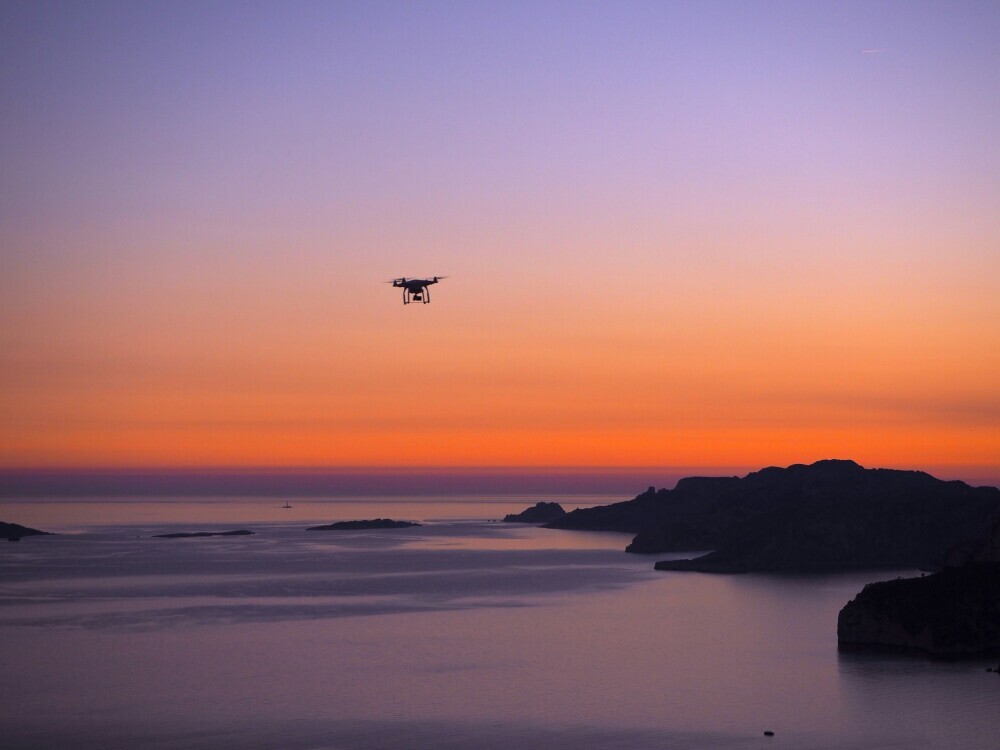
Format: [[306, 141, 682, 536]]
[[388, 276, 446, 304]]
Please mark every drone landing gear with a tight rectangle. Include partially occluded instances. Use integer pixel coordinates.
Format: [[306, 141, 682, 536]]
[[402, 288, 430, 305]]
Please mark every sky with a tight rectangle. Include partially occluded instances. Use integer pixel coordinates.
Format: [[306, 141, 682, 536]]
[[1, 1, 997, 483]]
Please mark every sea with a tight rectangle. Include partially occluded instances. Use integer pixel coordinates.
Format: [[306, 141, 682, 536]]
[[2, 495, 998, 750]]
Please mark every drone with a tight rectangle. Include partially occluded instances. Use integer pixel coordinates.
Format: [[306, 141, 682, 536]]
[[387, 276, 446, 304]]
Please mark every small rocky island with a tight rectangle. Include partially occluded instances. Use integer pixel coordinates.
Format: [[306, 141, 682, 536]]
[[1, 521, 53, 542], [503, 502, 566, 524], [838, 517, 1000, 656], [153, 529, 255, 538], [306, 519, 421, 531]]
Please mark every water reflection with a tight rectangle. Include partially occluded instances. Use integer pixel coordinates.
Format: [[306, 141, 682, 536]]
[[837, 648, 1000, 747], [402, 522, 635, 551], [2, 507, 999, 749]]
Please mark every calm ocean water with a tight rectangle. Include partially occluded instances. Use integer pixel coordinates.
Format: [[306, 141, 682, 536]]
[[2, 496, 998, 749]]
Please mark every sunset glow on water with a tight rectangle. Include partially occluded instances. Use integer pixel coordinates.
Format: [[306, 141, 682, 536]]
[[2, 502, 999, 750]]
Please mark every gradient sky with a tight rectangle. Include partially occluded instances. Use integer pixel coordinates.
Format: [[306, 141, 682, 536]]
[[1, 1, 997, 481]]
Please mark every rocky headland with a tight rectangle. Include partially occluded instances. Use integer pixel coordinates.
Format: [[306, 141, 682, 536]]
[[546, 460, 1000, 573], [306, 519, 421, 531], [838, 517, 1000, 656], [545, 459, 1000, 654], [837, 564, 1000, 656], [1, 521, 53, 542], [503, 502, 566, 524]]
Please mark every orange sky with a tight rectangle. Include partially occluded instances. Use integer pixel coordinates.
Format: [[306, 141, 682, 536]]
[[3, 219, 996, 476], [1, 4, 998, 482]]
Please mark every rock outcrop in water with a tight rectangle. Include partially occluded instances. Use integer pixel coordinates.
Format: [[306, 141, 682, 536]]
[[503, 502, 566, 524], [153, 529, 255, 538], [838, 517, 1000, 656], [306, 519, 421, 531], [546, 460, 1000, 573], [837, 564, 1000, 656], [1, 521, 53, 541]]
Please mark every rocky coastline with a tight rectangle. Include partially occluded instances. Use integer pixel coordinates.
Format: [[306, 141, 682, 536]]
[[838, 516, 1000, 656], [837, 564, 1000, 656], [538, 459, 1000, 656], [547, 460, 1000, 574]]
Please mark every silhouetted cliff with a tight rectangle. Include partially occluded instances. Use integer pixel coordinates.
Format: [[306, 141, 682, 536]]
[[548, 460, 1000, 573], [837, 517, 1000, 656], [837, 564, 1000, 656]]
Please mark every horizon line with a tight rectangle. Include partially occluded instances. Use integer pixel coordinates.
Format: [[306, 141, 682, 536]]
[[2, 461, 997, 498]]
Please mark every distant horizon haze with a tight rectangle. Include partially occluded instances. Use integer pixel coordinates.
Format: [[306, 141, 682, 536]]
[[2, 460, 998, 497]]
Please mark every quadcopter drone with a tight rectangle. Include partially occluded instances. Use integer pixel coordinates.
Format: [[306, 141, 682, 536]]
[[387, 276, 446, 304]]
